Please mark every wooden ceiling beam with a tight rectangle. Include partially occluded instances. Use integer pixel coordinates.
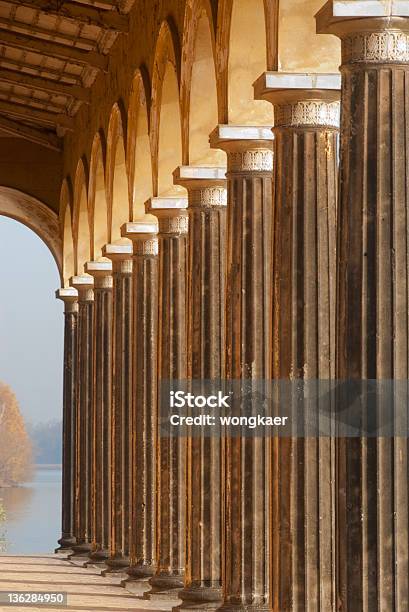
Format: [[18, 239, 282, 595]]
[[0, 16, 95, 50], [0, 99, 74, 130], [0, 115, 61, 151], [0, 56, 81, 84], [0, 67, 90, 102], [3, 1, 128, 33], [0, 29, 107, 70]]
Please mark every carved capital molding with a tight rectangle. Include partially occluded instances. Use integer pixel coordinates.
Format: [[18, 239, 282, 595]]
[[158, 214, 189, 235], [343, 31, 409, 64], [134, 237, 159, 257], [189, 186, 227, 208], [77, 288, 94, 302], [274, 100, 340, 128], [227, 149, 273, 173], [93, 275, 113, 290], [114, 258, 133, 275]]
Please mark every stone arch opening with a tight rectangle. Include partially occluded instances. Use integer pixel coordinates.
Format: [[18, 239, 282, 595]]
[[219, 0, 272, 124], [73, 160, 91, 275], [181, 0, 224, 166], [0, 186, 62, 281], [60, 180, 74, 287], [277, 0, 339, 72], [127, 71, 154, 220], [107, 104, 130, 242], [89, 133, 108, 259], [151, 21, 185, 197], [0, 190, 63, 554]]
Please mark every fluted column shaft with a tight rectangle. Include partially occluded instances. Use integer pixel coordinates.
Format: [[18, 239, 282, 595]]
[[56, 288, 78, 552], [173, 167, 227, 610], [147, 198, 188, 600], [210, 126, 274, 612], [122, 222, 159, 590], [86, 261, 113, 563], [70, 275, 94, 556], [317, 5, 409, 610], [268, 84, 339, 611], [102, 244, 133, 573]]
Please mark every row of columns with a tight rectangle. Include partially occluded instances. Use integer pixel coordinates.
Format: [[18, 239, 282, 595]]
[[56, 3, 409, 610]]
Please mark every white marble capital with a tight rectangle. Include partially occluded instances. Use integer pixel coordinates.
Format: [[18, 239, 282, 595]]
[[254, 72, 341, 128], [145, 197, 189, 235], [70, 274, 94, 301], [85, 260, 113, 289], [254, 72, 341, 104], [316, 0, 409, 37], [173, 166, 227, 208], [209, 125, 274, 172], [102, 241, 133, 260], [56, 287, 79, 312], [121, 221, 159, 256]]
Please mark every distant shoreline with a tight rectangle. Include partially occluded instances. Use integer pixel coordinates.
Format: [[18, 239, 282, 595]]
[[35, 464, 62, 469]]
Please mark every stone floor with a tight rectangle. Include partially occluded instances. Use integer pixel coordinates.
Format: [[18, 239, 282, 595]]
[[0, 554, 172, 612]]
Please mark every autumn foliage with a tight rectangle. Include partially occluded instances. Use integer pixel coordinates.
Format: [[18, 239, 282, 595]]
[[0, 381, 32, 486]]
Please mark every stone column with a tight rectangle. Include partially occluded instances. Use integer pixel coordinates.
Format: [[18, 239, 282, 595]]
[[121, 222, 159, 593], [145, 196, 188, 601], [210, 125, 273, 612], [85, 260, 113, 564], [69, 274, 94, 558], [101, 242, 133, 575], [55, 287, 78, 553], [316, 3, 409, 610], [172, 166, 227, 610], [254, 72, 340, 611]]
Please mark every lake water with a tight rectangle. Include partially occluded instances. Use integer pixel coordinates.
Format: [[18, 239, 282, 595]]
[[0, 466, 61, 554]]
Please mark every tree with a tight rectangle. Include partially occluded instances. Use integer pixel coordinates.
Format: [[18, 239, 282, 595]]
[[0, 381, 32, 486]]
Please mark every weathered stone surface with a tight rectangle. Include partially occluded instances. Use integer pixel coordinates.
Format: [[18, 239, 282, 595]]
[[211, 128, 273, 612], [318, 7, 409, 610], [102, 244, 133, 573], [69, 275, 95, 557]]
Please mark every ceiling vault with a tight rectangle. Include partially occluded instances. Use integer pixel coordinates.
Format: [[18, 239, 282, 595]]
[[0, 0, 133, 150], [0, 67, 90, 101], [0, 29, 108, 70], [0, 99, 74, 129], [2, 1, 129, 33], [0, 115, 62, 151]]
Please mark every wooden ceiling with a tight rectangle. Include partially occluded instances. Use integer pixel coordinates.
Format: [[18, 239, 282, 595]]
[[0, 1, 132, 152]]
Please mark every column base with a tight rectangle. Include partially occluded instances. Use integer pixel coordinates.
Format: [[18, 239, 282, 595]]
[[68, 541, 92, 559], [174, 585, 223, 611], [55, 535, 76, 553], [218, 602, 270, 612], [101, 555, 130, 575], [145, 572, 184, 602], [121, 563, 156, 592], [88, 547, 109, 563]]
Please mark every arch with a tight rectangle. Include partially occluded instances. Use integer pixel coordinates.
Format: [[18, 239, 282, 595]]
[[73, 158, 91, 275], [127, 69, 154, 220], [59, 179, 74, 286], [216, 0, 272, 124], [151, 20, 185, 197], [277, 0, 339, 72], [106, 103, 130, 242], [181, 0, 224, 166], [0, 186, 62, 280], [89, 132, 109, 258]]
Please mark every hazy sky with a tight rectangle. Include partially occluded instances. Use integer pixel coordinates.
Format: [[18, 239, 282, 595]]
[[0, 216, 63, 425]]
